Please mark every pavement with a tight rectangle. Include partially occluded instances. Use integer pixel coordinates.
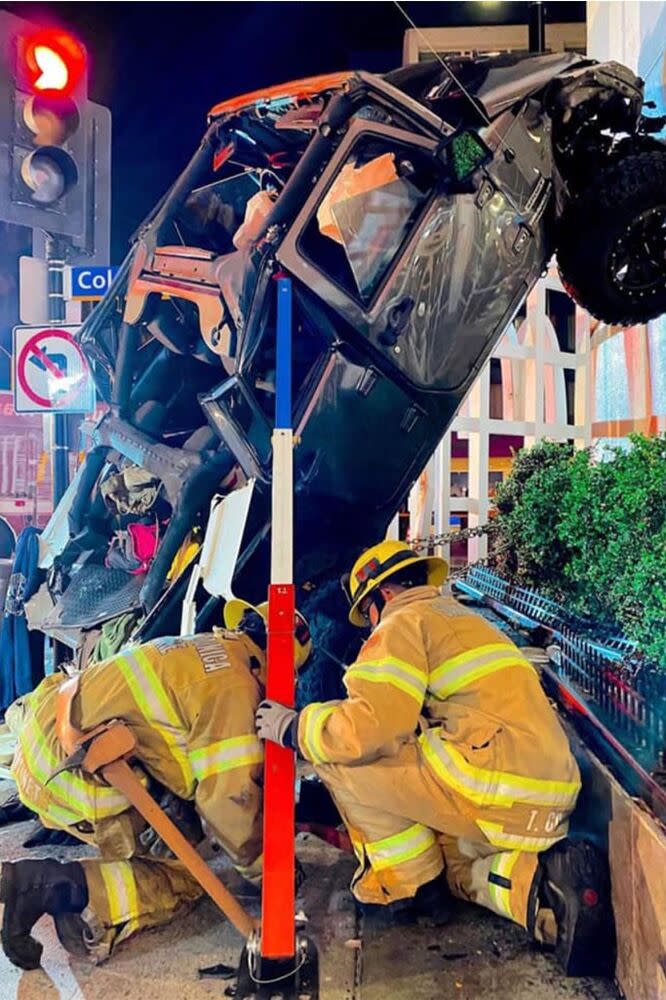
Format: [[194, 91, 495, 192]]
[[0, 814, 620, 1000]]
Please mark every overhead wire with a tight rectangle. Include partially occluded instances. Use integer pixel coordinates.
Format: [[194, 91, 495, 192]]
[[391, 0, 524, 165], [392, 0, 493, 127], [642, 44, 665, 86]]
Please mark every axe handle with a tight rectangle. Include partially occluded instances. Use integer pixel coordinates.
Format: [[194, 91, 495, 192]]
[[101, 759, 257, 939]]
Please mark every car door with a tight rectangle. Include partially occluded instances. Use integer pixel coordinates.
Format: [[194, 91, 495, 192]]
[[278, 106, 552, 396]]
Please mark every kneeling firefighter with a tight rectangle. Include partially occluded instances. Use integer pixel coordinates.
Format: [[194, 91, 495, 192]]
[[1, 601, 311, 969], [256, 541, 615, 976]]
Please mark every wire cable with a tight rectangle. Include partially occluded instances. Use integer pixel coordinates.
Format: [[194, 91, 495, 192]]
[[642, 45, 665, 86], [392, 0, 492, 126]]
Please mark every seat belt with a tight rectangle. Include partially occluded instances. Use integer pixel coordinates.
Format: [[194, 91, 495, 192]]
[[53, 676, 257, 940]]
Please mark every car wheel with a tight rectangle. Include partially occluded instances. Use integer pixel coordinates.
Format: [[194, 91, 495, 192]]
[[556, 149, 666, 325]]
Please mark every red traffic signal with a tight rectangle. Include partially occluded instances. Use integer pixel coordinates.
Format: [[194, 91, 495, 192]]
[[19, 28, 86, 97]]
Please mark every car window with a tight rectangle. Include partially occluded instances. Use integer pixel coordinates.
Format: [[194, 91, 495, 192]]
[[176, 172, 261, 253], [300, 136, 435, 306]]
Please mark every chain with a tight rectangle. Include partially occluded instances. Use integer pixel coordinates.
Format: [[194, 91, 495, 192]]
[[404, 522, 497, 584], [409, 520, 498, 553]]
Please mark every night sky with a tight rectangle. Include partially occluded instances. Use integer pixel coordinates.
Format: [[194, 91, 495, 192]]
[[0, 1, 585, 260]]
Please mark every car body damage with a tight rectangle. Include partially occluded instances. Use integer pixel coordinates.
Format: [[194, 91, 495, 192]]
[[34, 52, 666, 681]]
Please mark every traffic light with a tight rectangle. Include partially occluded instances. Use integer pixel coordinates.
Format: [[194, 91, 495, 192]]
[[15, 28, 86, 207], [0, 11, 110, 257]]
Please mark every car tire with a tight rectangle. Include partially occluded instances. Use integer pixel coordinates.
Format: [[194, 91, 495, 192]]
[[556, 149, 666, 325]]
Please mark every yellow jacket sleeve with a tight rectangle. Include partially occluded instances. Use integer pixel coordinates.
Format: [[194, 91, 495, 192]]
[[184, 677, 264, 866], [297, 611, 427, 766]]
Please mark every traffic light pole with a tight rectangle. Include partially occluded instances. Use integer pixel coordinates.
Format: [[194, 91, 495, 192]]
[[45, 234, 70, 506]]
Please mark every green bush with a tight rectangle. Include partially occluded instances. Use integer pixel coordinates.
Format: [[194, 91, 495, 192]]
[[491, 434, 666, 667], [492, 440, 575, 599]]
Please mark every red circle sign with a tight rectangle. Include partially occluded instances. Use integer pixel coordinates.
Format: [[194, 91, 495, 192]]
[[17, 328, 89, 409]]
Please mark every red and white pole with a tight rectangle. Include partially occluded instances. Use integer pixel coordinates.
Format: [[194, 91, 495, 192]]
[[262, 275, 296, 961]]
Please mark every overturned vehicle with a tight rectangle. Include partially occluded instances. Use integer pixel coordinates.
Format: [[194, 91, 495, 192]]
[[36, 52, 666, 685]]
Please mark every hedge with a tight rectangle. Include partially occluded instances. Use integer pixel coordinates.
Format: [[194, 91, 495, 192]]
[[491, 435, 666, 667]]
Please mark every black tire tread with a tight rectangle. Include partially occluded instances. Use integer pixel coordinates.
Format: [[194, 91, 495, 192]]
[[556, 149, 666, 325]]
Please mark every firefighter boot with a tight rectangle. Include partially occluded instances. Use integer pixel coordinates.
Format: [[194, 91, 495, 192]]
[[412, 873, 455, 926], [0, 859, 88, 970], [359, 875, 453, 929], [529, 839, 616, 976]]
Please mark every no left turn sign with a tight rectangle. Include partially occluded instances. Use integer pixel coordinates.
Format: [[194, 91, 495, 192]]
[[13, 325, 95, 414]]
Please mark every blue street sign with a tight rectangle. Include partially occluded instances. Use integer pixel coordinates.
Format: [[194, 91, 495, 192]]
[[69, 265, 119, 301]]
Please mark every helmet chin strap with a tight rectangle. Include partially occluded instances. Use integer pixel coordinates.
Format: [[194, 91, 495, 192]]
[[368, 589, 387, 623]]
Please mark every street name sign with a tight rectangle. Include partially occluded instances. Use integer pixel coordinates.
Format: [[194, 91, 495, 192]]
[[67, 265, 119, 301]]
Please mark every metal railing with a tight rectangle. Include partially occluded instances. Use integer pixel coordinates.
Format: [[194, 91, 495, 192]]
[[454, 566, 666, 772]]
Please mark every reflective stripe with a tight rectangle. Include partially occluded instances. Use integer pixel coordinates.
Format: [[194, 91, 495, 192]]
[[235, 853, 263, 885], [117, 650, 194, 792], [13, 781, 80, 828], [420, 729, 580, 809], [347, 657, 426, 706], [487, 851, 520, 920], [300, 703, 337, 765], [477, 820, 563, 853], [189, 735, 263, 781], [366, 822, 438, 872], [18, 716, 132, 821], [99, 861, 140, 925], [430, 643, 535, 698]]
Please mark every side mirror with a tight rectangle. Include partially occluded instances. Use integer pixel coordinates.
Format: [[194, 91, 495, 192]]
[[444, 129, 493, 184]]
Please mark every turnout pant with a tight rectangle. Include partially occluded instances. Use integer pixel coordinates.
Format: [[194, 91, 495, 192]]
[[79, 856, 204, 961], [78, 846, 263, 961], [315, 740, 562, 931]]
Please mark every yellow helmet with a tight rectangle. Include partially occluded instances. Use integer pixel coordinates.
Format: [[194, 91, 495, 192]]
[[223, 598, 269, 630], [223, 598, 312, 671], [345, 540, 448, 627]]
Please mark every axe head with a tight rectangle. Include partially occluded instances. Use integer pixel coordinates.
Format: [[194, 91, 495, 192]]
[[47, 746, 87, 783]]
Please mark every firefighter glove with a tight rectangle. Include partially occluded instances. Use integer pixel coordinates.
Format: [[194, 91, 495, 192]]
[[255, 700, 298, 749], [139, 792, 204, 858]]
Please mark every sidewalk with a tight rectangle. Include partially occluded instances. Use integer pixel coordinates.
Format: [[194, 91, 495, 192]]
[[0, 822, 359, 1000], [0, 820, 618, 1000]]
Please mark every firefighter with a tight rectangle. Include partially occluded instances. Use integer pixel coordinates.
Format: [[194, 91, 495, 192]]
[[256, 541, 614, 976], [0, 600, 311, 970]]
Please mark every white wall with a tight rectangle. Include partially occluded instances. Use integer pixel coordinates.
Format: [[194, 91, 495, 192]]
[[588, 0, 666, 119]]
